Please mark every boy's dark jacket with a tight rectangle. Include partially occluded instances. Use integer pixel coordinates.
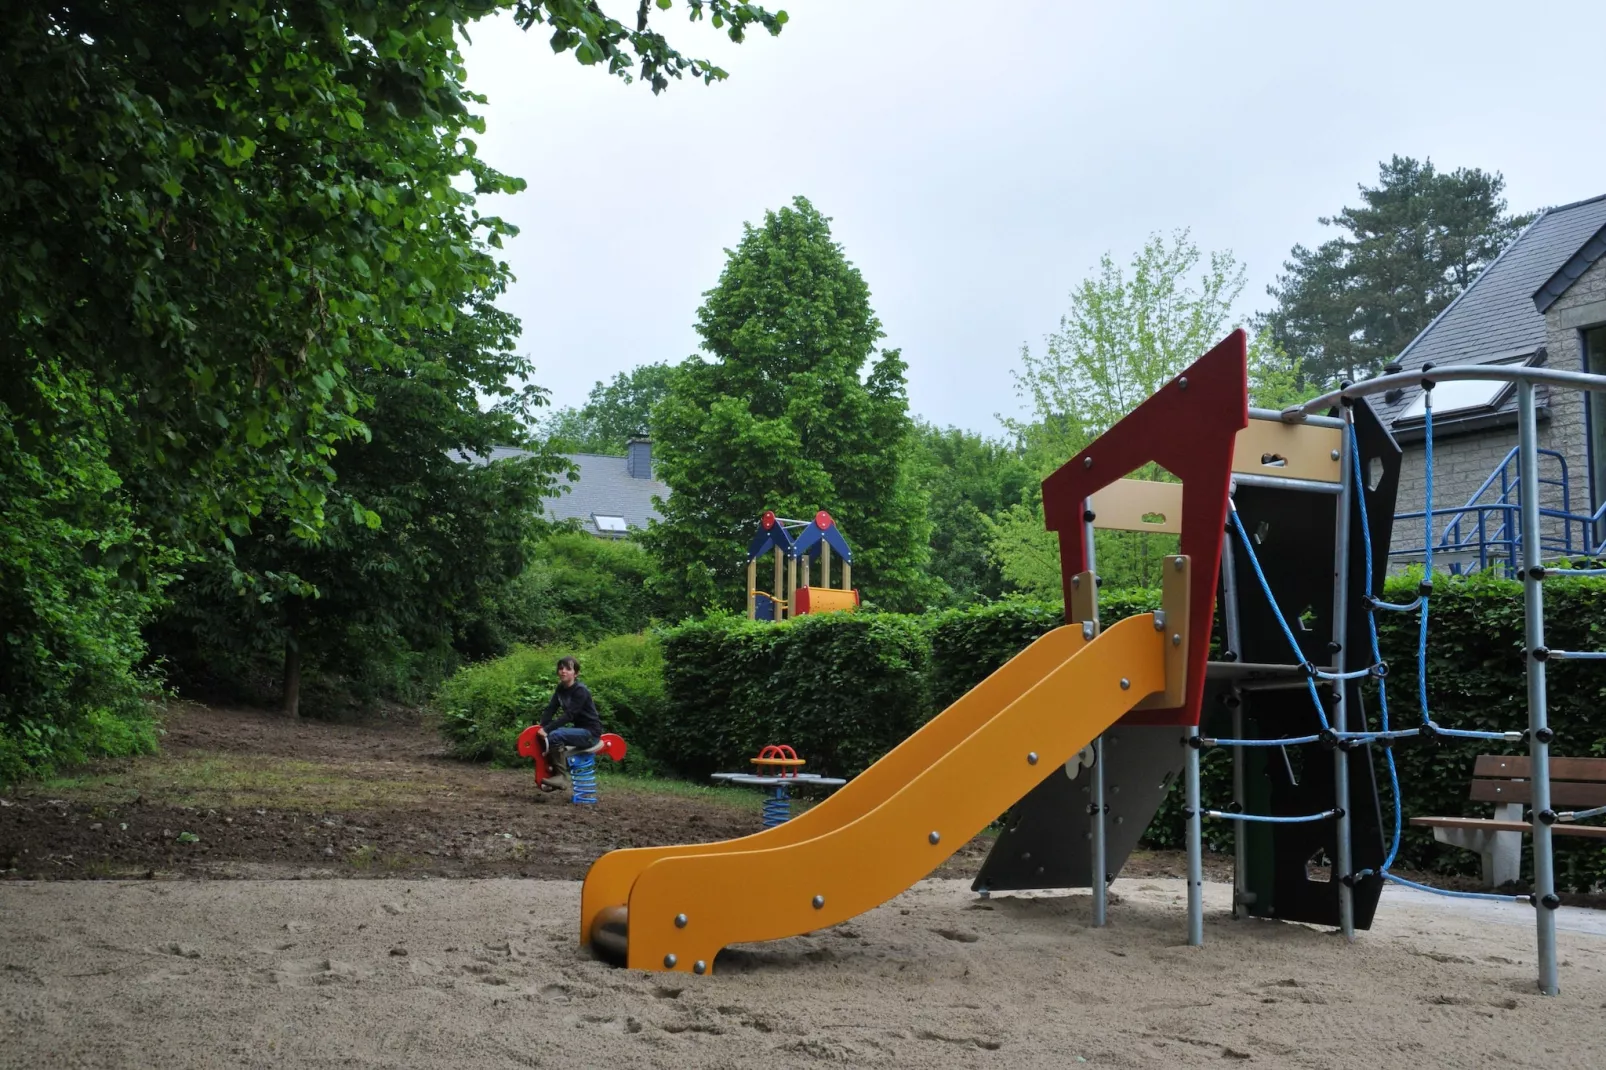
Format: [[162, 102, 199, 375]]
[[539, 681, 603, 737]]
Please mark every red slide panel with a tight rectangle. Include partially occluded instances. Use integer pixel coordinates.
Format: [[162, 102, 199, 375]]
[[1040, 330, 1248, 727]]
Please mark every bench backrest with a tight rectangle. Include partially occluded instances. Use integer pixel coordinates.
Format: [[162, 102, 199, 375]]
[[1469, 754, 1606, 808]]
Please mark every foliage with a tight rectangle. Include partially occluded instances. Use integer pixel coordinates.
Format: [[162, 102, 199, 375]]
[[906, 423, 1035, 607], [435, 633, 664, 772], [649, 612, 931, 780], [543, 363, 675, 455], [925, 592, 1162, 710], [642, 573, 1606, 891], [1258, 155, 1533, 387], [482, 531, 666, 649], [148, 291, 568, 717], [2, 1, 784, 769], [646, 196, 935, 615], [0, 365, 168, 785], [992, 231, 1307, 598]]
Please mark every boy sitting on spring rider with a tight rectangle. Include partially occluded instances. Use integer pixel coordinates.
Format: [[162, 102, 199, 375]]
[[531, 655, 604, 794]]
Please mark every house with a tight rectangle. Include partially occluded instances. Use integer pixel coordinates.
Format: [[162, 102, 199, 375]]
[[454, 437, 667, 538], [544, 437, 666, 538], [1379, 193, 1606, 572]]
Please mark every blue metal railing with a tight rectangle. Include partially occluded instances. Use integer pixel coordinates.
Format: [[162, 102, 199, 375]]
[[1392, 447, 1606, 574]]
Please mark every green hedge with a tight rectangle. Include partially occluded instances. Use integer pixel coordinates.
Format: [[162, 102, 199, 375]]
[[434, 632, 663, 774], [653, 613, 931, 780], [441, 572, 1606, 891], [645, 575, 1606, 891]]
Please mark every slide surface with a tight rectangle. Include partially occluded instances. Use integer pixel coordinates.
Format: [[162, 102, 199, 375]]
[[581, 613, 1167, 973]]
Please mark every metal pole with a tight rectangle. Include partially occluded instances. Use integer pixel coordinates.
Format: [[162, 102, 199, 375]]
[[1518, 381, 1560, 996], [1085, 499, 1108, 927], [1185, 726, 1203, 946], [1219, 529, 1248, 915], [1331, 408, 1356, 941]]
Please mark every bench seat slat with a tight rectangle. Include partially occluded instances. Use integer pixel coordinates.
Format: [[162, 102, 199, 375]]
[[1472, 754, 1606, 781], [1411, 816, 1606, 838]]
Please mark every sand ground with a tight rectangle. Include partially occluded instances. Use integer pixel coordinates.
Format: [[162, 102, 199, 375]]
[[2, 876, 1601, 1070]]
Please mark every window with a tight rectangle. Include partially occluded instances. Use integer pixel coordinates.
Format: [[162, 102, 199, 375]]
[[1394, 375, 1512, 422], [1587, 327, 1606, 527], [592, 514, 629, 535]]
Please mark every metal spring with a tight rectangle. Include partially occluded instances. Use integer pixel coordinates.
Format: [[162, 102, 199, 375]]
[[762, 785, 792, 828], [569, 753, 598, 805]]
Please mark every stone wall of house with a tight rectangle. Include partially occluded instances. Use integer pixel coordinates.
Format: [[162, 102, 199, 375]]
[[1388, 255, 1606, 571]]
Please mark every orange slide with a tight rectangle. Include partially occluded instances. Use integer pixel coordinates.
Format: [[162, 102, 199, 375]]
[[580, 593, 1182, 974]]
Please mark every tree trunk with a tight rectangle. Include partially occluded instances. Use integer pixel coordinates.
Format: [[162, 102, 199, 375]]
[[282, 606, 302, 719]]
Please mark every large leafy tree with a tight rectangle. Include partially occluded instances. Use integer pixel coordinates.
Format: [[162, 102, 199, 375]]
[[992, 231, 1299, 596], [149, 292, 568, 717], [647, 197, 934, 615], [1258, 156, 1533, 387], [907, 423, 1034, 607], [1, 2, 787, 764], [543, 362, 676, 455]]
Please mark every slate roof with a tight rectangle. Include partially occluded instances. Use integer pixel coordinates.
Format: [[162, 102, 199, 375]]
[[543, 452, 666, 535], [1379, 193, 1606, 428], [449, 447, 667, 536]]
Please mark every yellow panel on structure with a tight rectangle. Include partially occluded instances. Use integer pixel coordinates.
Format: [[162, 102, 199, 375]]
[[1232, 419, 1342, 484], [601, 613, 1166, 972], [579, 621, 1101, 945], [1134, 555, 1189, 711], [799, 587, 858, 615], [1088, 479, 1183, 534]]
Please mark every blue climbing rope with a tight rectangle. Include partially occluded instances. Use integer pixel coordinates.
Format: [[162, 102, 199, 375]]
[[1380, 872, 1531, 905], [1227, 508, 1334, 731], [1202, 809, 1341, 824], [1200, 734, 1323, 748]]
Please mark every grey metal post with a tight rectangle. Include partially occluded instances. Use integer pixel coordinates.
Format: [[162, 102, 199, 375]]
[[1185, 726, 1203, 946], [1219, 523, 1248, 915], [1331, 409, 1356, 941], [1085, 499, 1108, 927], [1518, 381, 1560, 996]]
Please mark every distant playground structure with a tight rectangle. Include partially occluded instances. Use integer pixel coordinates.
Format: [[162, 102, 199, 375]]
[[744, 509, 860, 620], [582, 331, 1606, 995]]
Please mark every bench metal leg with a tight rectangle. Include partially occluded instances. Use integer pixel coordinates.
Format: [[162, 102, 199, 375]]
[[1427, 803, 1523, 889]]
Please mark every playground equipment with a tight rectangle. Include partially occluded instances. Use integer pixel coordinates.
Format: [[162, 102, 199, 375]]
[[577, 331, 1606, 995], [711, 745, 848, 828], [745, 510, 860, 621], [516, 726, 628, 805]]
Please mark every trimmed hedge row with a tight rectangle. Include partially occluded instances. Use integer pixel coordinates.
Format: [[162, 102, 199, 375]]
[[648, 574, 1606, 891], [650, 613, 931, 781]]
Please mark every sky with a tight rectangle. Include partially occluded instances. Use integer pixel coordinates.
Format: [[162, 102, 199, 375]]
[[460, 0, 1606, 439]]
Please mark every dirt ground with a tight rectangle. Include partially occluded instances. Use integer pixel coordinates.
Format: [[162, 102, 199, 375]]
[[3, 876, 1603, 1069], [7, 702, 1196, 885], [4, 703, 1605, 1069]]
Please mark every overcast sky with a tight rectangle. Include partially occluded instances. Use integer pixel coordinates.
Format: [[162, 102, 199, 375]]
[[460, 0, 1606, 439]]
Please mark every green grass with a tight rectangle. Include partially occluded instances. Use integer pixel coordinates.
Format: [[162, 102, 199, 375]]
[[37, 754, 458, 811]]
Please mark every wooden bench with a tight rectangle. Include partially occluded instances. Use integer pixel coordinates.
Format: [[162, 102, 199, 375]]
[[1411, 755, 1606, 888]]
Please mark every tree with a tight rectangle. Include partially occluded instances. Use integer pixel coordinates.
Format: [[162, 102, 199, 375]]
[[543, 363, 676, 455], [991, 231, 1297, 596], [907, 423, 1034, 606], [2, 1, 788, 758], [1259, 156, 1533, 387], [149, 291, 570, 717], [646, 196, 935, 616]]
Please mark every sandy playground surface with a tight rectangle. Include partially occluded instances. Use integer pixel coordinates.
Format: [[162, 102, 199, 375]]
[[2, 876, 1603, 1069]]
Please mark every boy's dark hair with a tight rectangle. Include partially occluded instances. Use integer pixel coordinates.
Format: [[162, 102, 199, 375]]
[[556, 655, 580, 674]]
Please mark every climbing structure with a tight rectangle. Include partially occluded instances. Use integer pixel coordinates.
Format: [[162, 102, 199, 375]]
[[745, 510, 858, 620], [581, 330, 1606, 995]]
